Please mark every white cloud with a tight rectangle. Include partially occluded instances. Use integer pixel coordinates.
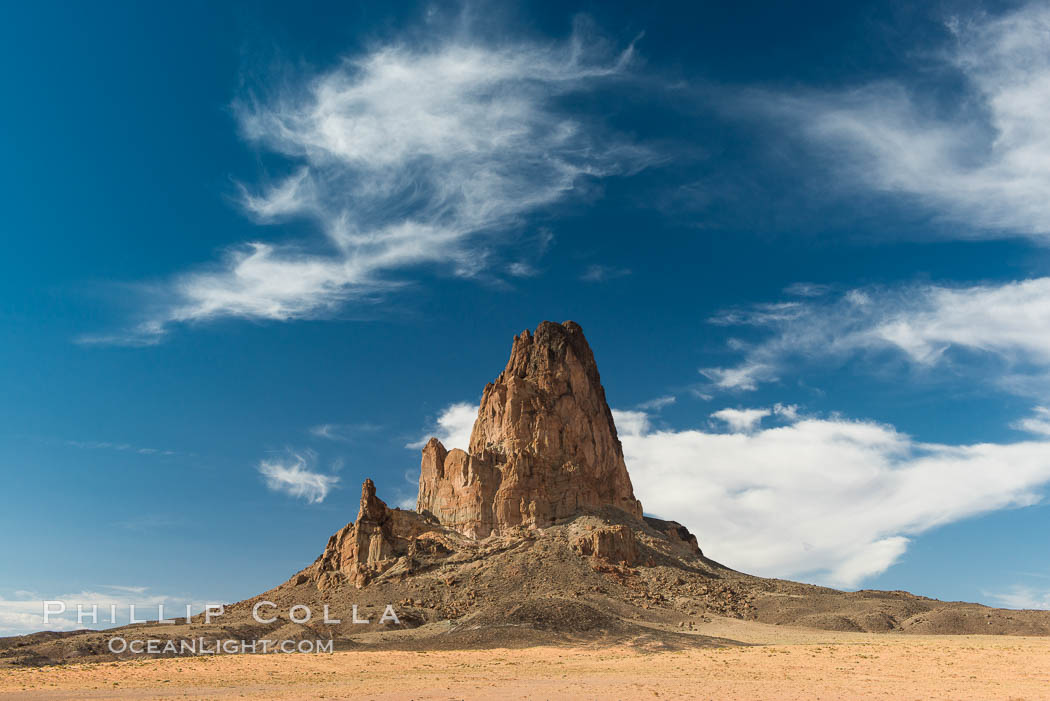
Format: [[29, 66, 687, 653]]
[[100, 21, 650, 344], [257, 454, 339, 504], [611, 409, 650, 438], [168, 242, 383, 325], [771, 3, 1050, 237], [700, 362, 773, 391], [0, 586, 200, 637], [309, 422, 382, 441], [309, 423, 341, 440], [506, 262, 539, 278], [711, 407, 770, 432], [706, 278, 1050, 395], [407, 401, 477, 452], [783, 282, 830, 297], [239, 167, 314, 220], [617, 406, 1050, 587], [1016, 407, 1050, 437], [987, 586, 1050, 610], [637, 395, 676, 411], [65, 439, 175, 457]]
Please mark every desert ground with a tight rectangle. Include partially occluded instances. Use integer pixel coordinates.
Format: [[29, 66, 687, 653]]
[[3, 616, 1048, 700]]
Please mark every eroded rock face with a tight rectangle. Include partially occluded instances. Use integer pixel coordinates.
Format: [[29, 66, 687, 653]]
[[417, 321, 644, 538], [572, 525, 639, 566], [416, 440, 501, 539], [644, 516, 704, 559], [311, 479, 450, 589]]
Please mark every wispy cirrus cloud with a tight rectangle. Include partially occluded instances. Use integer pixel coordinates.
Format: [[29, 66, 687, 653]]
[[506, 261, 540, 278], [65, 439, 176, 456], [763, 2, 1050, 237], [257, 453, 339, 504], [700, 362, 774, 392], [617, 405, 1050, 587], [703, 277, 1050, 395], [580, 263, 631, 283], [309, 422, 382, 442], [987, 585, 1050, 610], [90, 19, 651, 345], [783, 282, 831, 298], [636, 394, 676, 411]]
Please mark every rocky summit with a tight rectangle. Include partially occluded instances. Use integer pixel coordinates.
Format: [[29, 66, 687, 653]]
[[305, 320, 690, 590], [419, 320, 643, 537]]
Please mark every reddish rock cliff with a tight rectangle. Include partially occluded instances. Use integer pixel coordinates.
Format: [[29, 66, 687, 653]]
[[309, 479, 452, 589], [417, 321, 644, 538]]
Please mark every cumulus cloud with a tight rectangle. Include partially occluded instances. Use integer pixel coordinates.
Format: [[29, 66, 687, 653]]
[[611, 409, 650, 437], [615, 406, 1050, 587], [407, 401, 477, 451], [711, 407, 770, 432], [97, 20, 650, 344], [257, 454, 339, 504], [768, 3, 1050, 237], [704, 278, 1050, 395]]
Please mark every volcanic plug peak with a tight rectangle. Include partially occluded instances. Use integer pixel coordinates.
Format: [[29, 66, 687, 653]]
[[301, 321, 664, 591], [418, 320, 644, 538]]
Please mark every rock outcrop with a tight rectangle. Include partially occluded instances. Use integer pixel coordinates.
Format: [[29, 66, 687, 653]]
[[304, 321, 695, 592], [572, 525, 639, 566], [309, 480, 453, 589], [417, 321, 644, 538], [644, 516, 704, 558]]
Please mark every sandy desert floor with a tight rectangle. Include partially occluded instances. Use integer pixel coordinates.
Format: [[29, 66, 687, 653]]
[[2, 618, 1049, 700]]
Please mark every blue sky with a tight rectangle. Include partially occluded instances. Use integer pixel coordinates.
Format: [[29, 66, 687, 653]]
[[4, 0, 1050, 633]]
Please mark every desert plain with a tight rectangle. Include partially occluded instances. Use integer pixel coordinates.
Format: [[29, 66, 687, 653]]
[[3, 616, 1049, 701]]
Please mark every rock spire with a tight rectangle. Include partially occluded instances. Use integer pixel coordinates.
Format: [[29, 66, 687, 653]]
[[417, 321, 643, 538]]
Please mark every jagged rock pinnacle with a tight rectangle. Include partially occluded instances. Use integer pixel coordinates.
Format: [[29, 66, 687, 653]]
[[417, 320, 644, 538], [298, 321, 699, 592]]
